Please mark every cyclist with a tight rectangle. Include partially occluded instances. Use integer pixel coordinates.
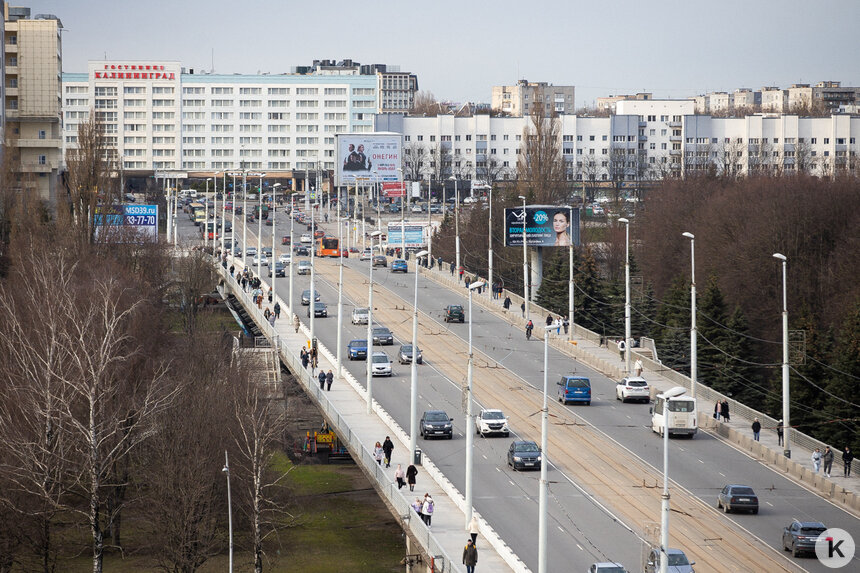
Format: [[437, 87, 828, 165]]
[[525, 319, 534, 340]]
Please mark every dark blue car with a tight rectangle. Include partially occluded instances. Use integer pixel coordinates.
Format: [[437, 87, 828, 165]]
[[391, 259, 408, 273], [347, 339, 367, 360]]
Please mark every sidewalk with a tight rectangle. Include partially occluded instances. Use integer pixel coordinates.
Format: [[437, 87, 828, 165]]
[[220, 259, 527, 573], [417, 259, 860, 514]]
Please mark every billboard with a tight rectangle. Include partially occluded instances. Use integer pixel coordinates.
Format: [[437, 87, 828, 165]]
[[382, 182, 406, 198], [387, 222, 427, 248], [336, 133, 402, 186], [94, 204, 158, 242], [504, 205, 580, 247]]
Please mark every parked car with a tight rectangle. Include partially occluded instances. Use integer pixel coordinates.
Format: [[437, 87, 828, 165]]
[[371, 351, 393, 376], [444, 304, 465, 323], [360, 248, 372, 261], [268, 261, 286, 277], [644, 548, 695, 573], [372, 255, 388, 267], [615, 376, 650, 403], [507, 440, 541, 471], [557, 375, 591, 405], [588, 564, 628, 573], [475, 409, 509, 437], [717, 484, 758, 514], [398, 344, 422, 364], [371, 326, 394, 345], [420, 410, 453, 439], [300, 289, 320, 305], [297, 260, 312, 275], [391, 259, 408, 273], [351, 307, 369, 325], [782, 520, 826, 557], [347, 339, 368, 360], [306, 301, 328, 318], [429, 204, 442, 214]]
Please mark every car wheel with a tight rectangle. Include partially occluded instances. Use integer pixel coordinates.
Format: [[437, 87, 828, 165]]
[[585, 401, 591, 406], [791, 543, 798, 558], [752, 508, 758, 515], [717, 500, 722, 509], [723, 503, 730, 513], [447, 434, 453, 440]]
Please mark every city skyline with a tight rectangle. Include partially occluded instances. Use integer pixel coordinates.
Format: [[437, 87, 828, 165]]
[[28, 0, 860, 107]]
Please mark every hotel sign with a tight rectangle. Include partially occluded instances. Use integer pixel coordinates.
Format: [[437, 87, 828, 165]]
[[93, 64, 176, 80]]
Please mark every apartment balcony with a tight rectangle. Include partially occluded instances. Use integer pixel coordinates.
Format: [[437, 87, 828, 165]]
[[670, 135, 682, 142], [669, 148, 681, 156], [669, 121, 682, 127], [638, 135, 647, 141], [4, 43, 17, 54], [639, 121, 647, 127], [5, 87, 17, 97], [14, 138, 62, 148], [5, 65, 18, 75], [18, 162, 55, 173]]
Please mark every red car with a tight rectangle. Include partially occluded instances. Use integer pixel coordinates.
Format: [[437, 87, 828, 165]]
[[282, 236, 292, 245]]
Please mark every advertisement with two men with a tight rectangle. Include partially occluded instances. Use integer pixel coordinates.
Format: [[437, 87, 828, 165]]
[[504, 205, 580, 247], [336, 133, 402, 186]]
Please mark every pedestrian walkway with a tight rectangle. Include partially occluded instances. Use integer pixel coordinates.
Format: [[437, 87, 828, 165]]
[[418, 259, 860, 515], [219, 258, 527, 573]]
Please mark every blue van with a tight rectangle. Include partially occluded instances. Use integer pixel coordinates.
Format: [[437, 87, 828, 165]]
[[557, 376, 591, 405]]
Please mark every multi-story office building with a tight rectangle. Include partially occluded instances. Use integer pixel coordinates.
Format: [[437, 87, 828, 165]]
[[62, 60, 385, 178], [492, 79, 575, 117], [4, 3, 63, 201]]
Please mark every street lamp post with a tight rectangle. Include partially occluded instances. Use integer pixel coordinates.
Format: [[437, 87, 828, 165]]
[[409, 249, 430, 469], [288, 195, 295, 317], [310, 202, 319, 345], [398, 168, 406, 258], [774, 253, 791, 458], [336, 212, 346, 378], [231, 173, 237, 265], [465, 279, 485, 529], [272, 183, 281, 302], [204, 178, 210, 250], [487, 186, 493, 299], [619, 217, 631, 375], [242, 170, 248, 269], [658, 387, 686, 573], [366, 230, 382, 415], [222, 450, 233, 573], [450, 176, 461, 277], [519, 195, 528, 319], [538, 323, 554, 573], [256, 174, 265, 278], [682, 232, 697, 401]]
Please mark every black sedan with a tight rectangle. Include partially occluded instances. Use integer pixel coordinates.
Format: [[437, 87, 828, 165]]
[[372, 326, 394, 345], [372, 255, 387, 267], [398, 344, 423, 364], [717, 484, 758, 514], [306, 301, 328, 318], [507, 440, 542, 471]]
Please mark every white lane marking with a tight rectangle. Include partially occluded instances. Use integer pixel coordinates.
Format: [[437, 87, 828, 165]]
[[719, 472, 726, 477], [698, 459, 705, 464], [576, 544, 584, 551], [509, 480, 515, 486], [766, 501, 774, 507], [557, 526, 564, 532]]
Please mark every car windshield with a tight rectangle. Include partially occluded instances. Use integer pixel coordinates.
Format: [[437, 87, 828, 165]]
[[425, 412, 448, 422], [564, 378, 589, 388], [731, 487, 755, 495], [483, 411, 505, 420], [801, 527, 826, 535], [627, 380, 647, 387], [349, 340, 366, 347], [667, 554, 689, 566], [448, 305, 463, 311], [516, 442, 539, 452], [401, 345, 413, 353], [314, 303, 325, 309], [597, 568, 625, 573], [372, 355, 388, 364], [668, 400, 695, 412], [373, 328, 390, 335]]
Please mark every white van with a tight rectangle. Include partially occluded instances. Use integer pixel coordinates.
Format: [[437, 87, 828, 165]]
[[651, 387, 697, 438]]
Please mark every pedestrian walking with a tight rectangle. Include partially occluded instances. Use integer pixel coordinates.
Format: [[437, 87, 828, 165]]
[[459, 267, 464, 282], [843, 447, 854, 477], [412, 498, 424, 521], [617, 339, 626, 361], [464, 276, 471, 289], [468, 515, 479, 546], [406, 464, 418, 491], [382, 436, 394, 468], [318, 370, 326, 390], [394, 464, 405, 489], [268, 313, 276, 327], [300, 348, 309, 370], [812, 447, 822, 473], [721, 399, 730, 422], [264, 308, 271, 320], [293, 313, 300, 333], [503, 295, 511, 310], [822, 446, 834, 477], [450, 261, 455, 276], [634, 358, 643, 377], [546, 314, 553, 327], [438, 257, 443, 270], [229, 264, 235, 277], [563, 317, 570, 335], [751, 418, 761, 441], [520, 302, 526, 318], [310, 346, 318, 370], [463, 539, 478, 573], [777, 420, 784, 446], [268, 287, 273, 303], [325, 369, 333, 391], [373, 442, 384, 466], [274, 302, 281, 319], [714, 401, 720, 421], [422, 494, 434, 527]]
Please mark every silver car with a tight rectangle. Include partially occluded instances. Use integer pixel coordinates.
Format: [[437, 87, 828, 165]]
[[371, 351, 392, 376], [351, 307, 369, 325], [297, 260, 312, 275]]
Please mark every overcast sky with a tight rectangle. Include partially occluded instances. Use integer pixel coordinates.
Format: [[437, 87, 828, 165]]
[[31, 0, 860, 108]]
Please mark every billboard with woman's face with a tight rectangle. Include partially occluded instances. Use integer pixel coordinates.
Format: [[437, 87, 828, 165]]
[[504, 206, 580, 247]]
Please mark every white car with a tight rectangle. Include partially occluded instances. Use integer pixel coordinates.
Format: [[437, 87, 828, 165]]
[[410, 204, 423, 213], [615, 376, 650, 403], [245, 246, 258, 257], [351, 307, 369, 325], [371, 351, 392, 376], [475, 409, 510, 437], [297, 260, 312, 275], [252, 254, 269, 267], [462, 196, 477, 204], [359, 248, 372, 261], [300, 233, 312, 244], [278, 253, 291, 265]]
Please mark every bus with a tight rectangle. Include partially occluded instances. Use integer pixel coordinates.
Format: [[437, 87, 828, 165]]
[[203, 221, 219, 240], [650, 387, 697, 438], [193, 206, 207, 226], [316, 236, 340, 257], [253, 204, 269, 220], [188, 202, 204, 221]]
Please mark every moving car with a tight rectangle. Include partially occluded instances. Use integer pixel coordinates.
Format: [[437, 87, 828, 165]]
[[588, 564, 628, 573], [252, 254, 269, 267], [429, 204, 442, 214], [371, 351, 393, 376], [411, 204, 423, 213], [372, 255, 388, 267], [307, 301, 328, 318], [507, 440, 541, 471], [557, 375, 591, 405], [398, 344, 422, 364], [420, 410, 453, 439], [297, 260, 312, 275], [347, 339, 368, 360], [360, 248, 372, 261], [262, 246, 273, 257], [278, 253, 291, 265], [717, 484, 759, 514], [391, 259, 408, 273], [293, 245, 310, 256], [782, 520, 826, 557], [644, 548, 695, 573], [268, 261, 286, 277], [300, 233, 312, 244], [371, 326, 394, 345], [615, 376, 650, 403], [444, 304, 465, 323], [245, 246, 258, 257], [300, 289, 320, 305], [351, 307, 369, 325], [475, 409, 509, 437]]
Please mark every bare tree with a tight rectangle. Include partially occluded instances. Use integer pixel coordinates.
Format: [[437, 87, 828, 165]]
[[411, 91, 442, 117], [794, 139, 816, 175], [428, 142, 451, 183], [516, 102, 566, 203], [171, 249, 217, 334], [580, 155, 603, 204], [403, 141, 428, 181]]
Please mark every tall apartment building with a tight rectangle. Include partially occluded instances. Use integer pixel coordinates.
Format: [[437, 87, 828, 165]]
[[694, 83, 857, 115], [294, 60, 417, 114], [3, 3, 63, 202], [492, 79, 575, 117]]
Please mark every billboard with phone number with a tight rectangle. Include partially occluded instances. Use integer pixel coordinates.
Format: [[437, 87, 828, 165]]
[[94, 204, 158, 242], [504, 206, 580, 247]]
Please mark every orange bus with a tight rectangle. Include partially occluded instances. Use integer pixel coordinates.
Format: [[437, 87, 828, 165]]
[[316, 236, 340, 257]]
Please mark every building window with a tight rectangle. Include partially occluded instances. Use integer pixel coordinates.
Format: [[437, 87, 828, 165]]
[[38, 155, 47, 165]]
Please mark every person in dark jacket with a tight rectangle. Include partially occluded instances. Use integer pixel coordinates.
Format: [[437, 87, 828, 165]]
[[382, 436, 394, 468], [843, 447, 854, 477], [318, 370, 326, 390], [463, 539, 478, 573], [751, 418, 761, 441], [325, 369, 334, 391], [300, 348, 309, 370], [720, 400, 730, 422], [822, 446, 834, 477], [406, 464, 418, 491], [503, 295, 511, 310]]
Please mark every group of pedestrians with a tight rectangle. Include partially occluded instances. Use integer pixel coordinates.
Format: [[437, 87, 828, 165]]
[[316, 369, 334, 391], [373, 436, 395, 468], [300, 345, 318, 373], [544, 313, 569, 336], [713, 399, 731, 422], [813, 446, 854, 478], [410, 493, 435, 528]]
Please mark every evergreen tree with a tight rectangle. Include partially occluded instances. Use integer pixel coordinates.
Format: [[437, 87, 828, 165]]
[[535, 250, 568, 315], [653, 275, 690, 374], [713, 306, 757, 402], [821, 301, 860, 453], [631, 282, 657, 340], [697, 276, 729, 391], [785, 309, 832, 438], [574, 246, 603, 334]]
